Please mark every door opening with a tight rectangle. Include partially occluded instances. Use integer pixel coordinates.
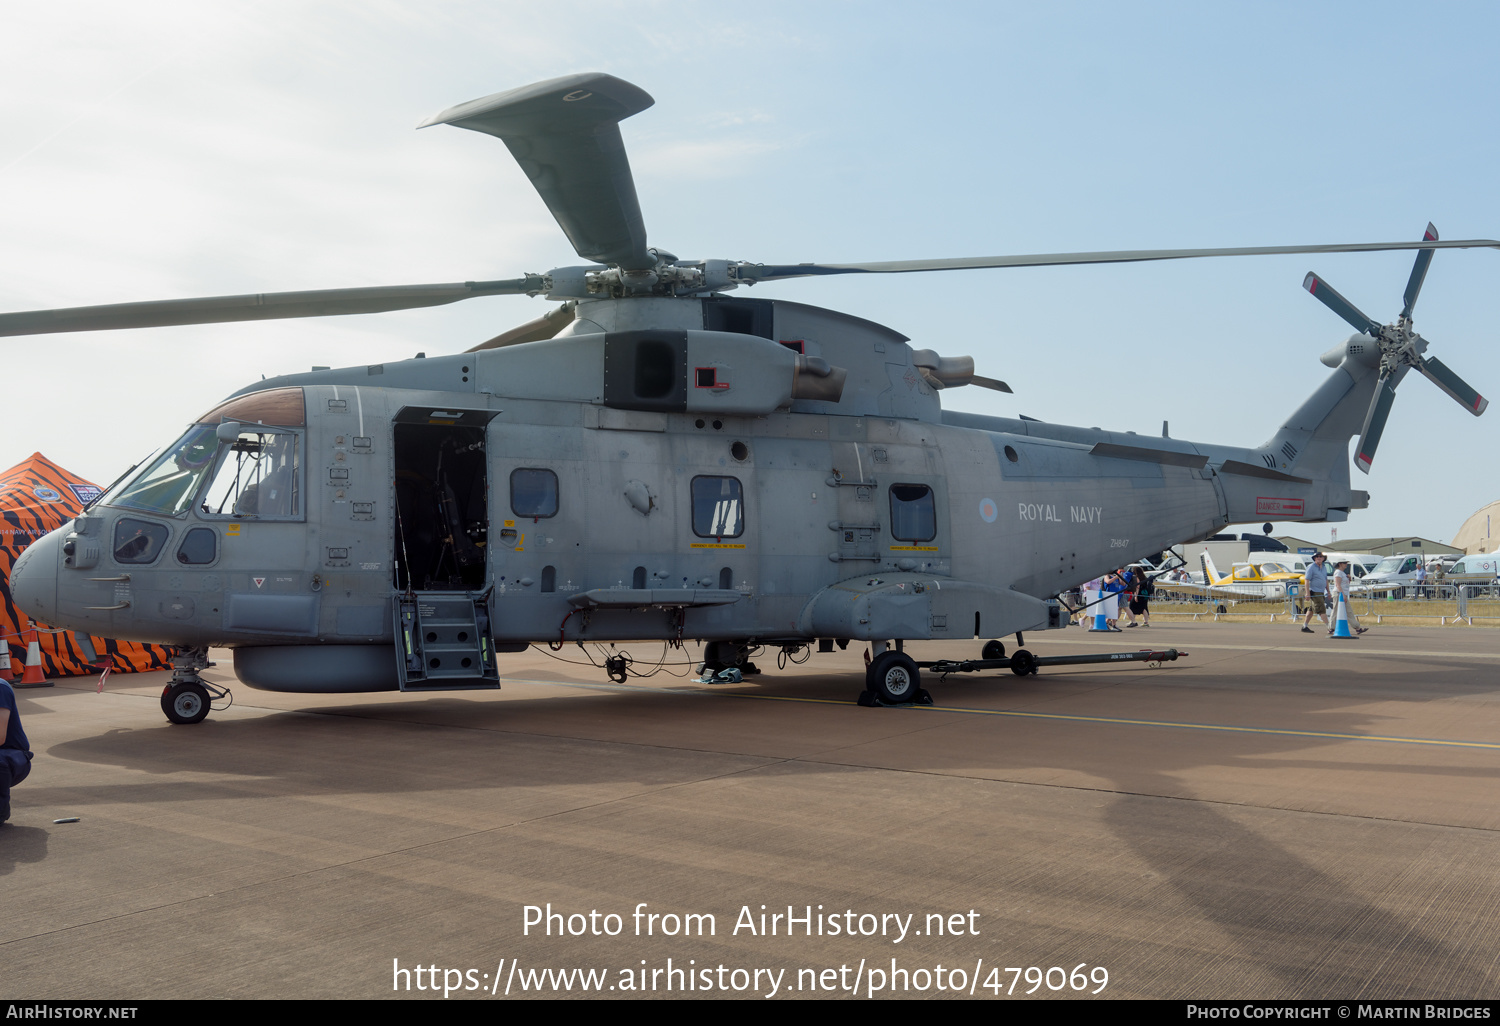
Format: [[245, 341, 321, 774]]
[[393, 422, 488, 591]]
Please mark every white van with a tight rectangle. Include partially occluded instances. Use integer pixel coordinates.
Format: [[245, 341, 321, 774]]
[[1271, 554, 1313, 575], [1324, 552, 1381, 578], [1360, 554, 1437, 594], [1445, 554, 1499, 586]]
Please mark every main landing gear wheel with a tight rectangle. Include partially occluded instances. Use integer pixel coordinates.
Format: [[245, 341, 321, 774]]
[[867, 651, 921, 703], [981, 639, 1006, 660], [1009, 649, 1038, 676], [162, 681, 211, 725]]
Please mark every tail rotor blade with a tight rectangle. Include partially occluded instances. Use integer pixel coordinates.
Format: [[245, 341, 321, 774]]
[[1417, 355, 1489, 415], [1400, 223, 1439, 320], [1353, 372, 1399, 474], [1303, 273, 1382, 336]]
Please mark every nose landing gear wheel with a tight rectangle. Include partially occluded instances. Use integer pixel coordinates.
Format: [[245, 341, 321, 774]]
[[162, 681, 211, 724], [981, 639, 1005, 660], [867, 651, 921, 703]]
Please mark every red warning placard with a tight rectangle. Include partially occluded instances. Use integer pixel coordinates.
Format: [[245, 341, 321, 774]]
[[1255, 497, 1304, 517]]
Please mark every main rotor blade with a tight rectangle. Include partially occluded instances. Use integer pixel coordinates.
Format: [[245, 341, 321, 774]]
[[1302, 272, 1382, 336], [734, 238, 1500, 283], [1354, 372, 1398, 474], [1416, 355, 1489, 415], [0, 279, 544, 337], [466, 300, 577, 352], [423, 73, 655, 270], [969, 375, 1013, 393], [1400, 222, 1439, 320]]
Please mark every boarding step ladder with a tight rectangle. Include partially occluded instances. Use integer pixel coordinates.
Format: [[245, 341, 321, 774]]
[[394, 591, 500, 691]]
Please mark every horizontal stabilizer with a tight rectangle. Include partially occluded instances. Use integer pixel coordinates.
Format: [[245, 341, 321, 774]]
[[1218, 459, 1311, 483], [1090, 442, 1207, 468]]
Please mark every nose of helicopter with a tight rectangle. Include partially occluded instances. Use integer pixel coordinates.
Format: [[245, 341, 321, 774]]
[[10, 529, 60, 624]]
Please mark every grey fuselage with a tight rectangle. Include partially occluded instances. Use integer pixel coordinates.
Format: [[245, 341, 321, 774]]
[[9, 294, 1373, 692]]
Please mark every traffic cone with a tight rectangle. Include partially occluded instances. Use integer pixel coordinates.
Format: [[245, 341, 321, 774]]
[[1089, 593, 1110, 632], [1330, 595, 1356, 639], [0, 639, 15, 681], [17, 622, 51, 687]]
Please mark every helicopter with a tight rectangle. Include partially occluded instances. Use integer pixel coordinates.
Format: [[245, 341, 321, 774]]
[[3, 72, 1493, 723]]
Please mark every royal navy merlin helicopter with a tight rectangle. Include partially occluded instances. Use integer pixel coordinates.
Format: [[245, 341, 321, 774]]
[[4, 73, 1493, 722]]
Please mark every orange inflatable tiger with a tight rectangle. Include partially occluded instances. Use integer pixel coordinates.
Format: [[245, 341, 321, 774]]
[[0, 454, 175, 677]]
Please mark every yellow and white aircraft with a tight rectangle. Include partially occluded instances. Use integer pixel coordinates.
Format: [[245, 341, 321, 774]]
[[1174, 552, 1304, 600]]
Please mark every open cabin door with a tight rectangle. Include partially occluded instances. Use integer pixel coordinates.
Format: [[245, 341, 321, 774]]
[[391, 405, 501, 691]]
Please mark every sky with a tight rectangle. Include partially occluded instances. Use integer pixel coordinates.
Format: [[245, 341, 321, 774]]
[[1, 1, 1496, 546]]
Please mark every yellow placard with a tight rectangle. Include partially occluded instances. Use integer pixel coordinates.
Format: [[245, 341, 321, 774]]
[[691, 543, 747, 549], [889, 545, 939, 551]]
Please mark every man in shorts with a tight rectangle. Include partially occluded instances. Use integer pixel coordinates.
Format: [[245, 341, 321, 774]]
[[1300, 552, 1330, 633]]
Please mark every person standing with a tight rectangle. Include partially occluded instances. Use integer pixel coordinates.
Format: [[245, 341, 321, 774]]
[[1130, 567, 1154, 627], [0, 677, 32, 825], [1300, 552, 1331, 633], [1103, 569, 1126, 632], [1329, 558, 1367, 635], [1120, 566, 1139, 627]]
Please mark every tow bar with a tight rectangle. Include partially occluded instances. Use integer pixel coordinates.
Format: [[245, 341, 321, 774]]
[[922, 647, 1189, 677]]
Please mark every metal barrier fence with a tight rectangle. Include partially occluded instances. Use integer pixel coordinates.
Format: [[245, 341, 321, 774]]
[[1146, 584, 1292, 620], [1131, 582, 1500, 624], [1347, 583, 1500, 624]]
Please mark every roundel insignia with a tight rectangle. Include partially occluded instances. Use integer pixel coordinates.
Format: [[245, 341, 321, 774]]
[[979, 497, 998, 523], [562, 90, 593, 102], [33, 486, 61, 502]]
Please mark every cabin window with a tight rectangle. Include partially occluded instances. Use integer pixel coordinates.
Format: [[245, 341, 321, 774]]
[[889, 484, 936, 542], [176, 527, 218, 565], [200, 430, 301, 519], [112, 517, 170, 565], [691, 476, 743, 538], [510, 468, 558, 519]]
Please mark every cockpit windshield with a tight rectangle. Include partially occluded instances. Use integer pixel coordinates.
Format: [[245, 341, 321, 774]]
[[102, 387, 306, 519], [107, 426, 220, 517]]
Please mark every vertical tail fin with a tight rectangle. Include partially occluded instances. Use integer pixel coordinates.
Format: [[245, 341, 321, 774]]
[[1200, 550, 1222, 585]]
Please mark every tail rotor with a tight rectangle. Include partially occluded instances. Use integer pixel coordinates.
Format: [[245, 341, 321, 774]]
[[1303, 223, 1488, 474]]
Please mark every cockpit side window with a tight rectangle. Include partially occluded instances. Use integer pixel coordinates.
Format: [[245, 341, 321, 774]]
[[200, 430, 301, 519], [112, 517, 170, 565]]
